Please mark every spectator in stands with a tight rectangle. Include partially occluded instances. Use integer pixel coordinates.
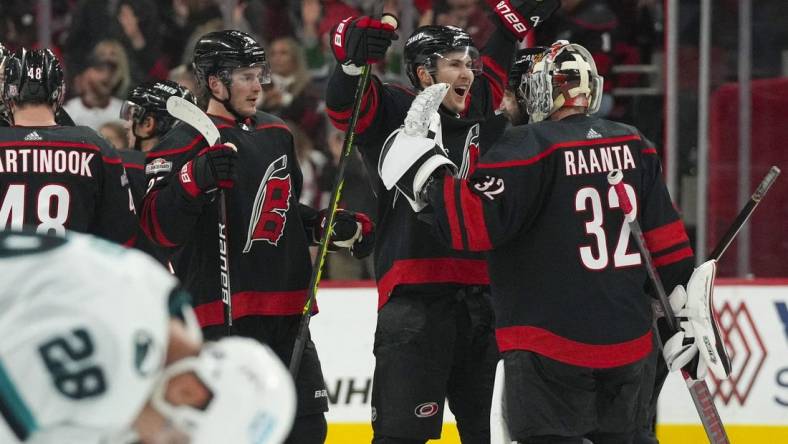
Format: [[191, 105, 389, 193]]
[[299, 0, 359, 82], [434, 0, 496, 47], [288, 120, 327, 210], [99, 121, 131, 151], [262, 36, 327, 150], [64, 0, 159, 86], [537, 0, 619, 116], [63, 42, 129, 130], [169, 63, 199, 96], [320, 124, 375, 280]]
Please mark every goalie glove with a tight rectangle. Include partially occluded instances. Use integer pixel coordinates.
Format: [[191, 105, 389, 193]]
[[661, 260, 732, 381], [485, 0, 561, 41], [379, 84, 456, 212]]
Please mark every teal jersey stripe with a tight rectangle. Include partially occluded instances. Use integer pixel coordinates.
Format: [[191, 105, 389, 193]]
[[0, 358, 38, 440]]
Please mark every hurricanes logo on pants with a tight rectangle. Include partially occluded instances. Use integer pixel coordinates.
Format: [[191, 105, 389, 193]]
[[244, 155, 291, 252]]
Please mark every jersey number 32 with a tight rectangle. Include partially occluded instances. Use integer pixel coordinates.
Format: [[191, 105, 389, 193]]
[[575, 183, 641, 270]]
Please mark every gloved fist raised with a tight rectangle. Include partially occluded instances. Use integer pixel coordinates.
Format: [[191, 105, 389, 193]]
[[485, 0, 560, 41], [331, 15, 398, 74], [179, 142, 238, 197]]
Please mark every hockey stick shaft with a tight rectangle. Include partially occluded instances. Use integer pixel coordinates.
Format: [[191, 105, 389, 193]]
[[708, 166, 780, 261], [289, 14, 398, 377], [607, 170, 729, 444], [165, 96, 233, 333]]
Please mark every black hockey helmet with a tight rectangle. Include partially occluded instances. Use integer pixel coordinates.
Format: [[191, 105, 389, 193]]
[[2, 48, 65, 109], [404, 25, 480, 90], [192, 30, 271, 88], [121, 80, 196, 136]]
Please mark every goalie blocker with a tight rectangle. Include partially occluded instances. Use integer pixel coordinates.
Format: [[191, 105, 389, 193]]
[[662, 260, 731, 380]]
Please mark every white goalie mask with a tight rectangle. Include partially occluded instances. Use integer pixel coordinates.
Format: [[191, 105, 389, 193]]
[[151, 337, 296, 444], [522, 40, 604, 122]]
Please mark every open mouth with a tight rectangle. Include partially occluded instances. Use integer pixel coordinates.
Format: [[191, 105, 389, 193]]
[[453, 86, 468, 97]]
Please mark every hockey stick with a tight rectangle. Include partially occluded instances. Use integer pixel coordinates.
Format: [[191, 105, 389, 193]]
[[708, 166, 780, 261], [607, 169, 729, 444], [289, 14, 399, 377], [166, 96, 233, 333]]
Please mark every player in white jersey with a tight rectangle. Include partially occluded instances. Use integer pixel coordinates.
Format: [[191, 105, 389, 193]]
[[0, 230, 296, 443]]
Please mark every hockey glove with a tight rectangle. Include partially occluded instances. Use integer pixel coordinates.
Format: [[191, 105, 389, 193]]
[[485, 0, 561, 41], [379, 83, 456, 212], [379, 129, 456, 212], [331, 15, 398, 75], [310, 209, 375, 258], [178, 143, 238, 197], [660, 260, 732, 381]]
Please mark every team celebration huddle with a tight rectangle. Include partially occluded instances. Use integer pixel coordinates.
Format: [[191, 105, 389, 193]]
[[0, 1, 739, 443]]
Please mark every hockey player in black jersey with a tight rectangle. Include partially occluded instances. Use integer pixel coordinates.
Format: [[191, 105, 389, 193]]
[[0, 48, 138, 246], [380, 41, 730, 443], [119, 80, 197, 209], [325, 2, 557, 442], [140, 30, 373, 444], [118, 80, 197, 263]]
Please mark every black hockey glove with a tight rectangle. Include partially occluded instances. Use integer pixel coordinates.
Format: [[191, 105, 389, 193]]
[[331, 15, 398, 74], [178, 143, 238, 197], [485, 0, 561, 41], [309, 209, 375, 258]]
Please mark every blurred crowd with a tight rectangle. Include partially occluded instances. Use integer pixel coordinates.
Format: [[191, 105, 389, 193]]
[[1, 0, 786, 277]]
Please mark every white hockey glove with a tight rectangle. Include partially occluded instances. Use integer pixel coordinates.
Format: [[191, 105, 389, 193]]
[[378, 83, 456, 212], [661, 260, 732, 381]]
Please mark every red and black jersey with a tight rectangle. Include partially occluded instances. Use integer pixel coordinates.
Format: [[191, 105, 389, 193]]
[[119, 148, 168, 263], [140, 111, 317, 329], [325, 28, 516, 308], [428, 114, 694, 368], [0, 125, 137, 246]]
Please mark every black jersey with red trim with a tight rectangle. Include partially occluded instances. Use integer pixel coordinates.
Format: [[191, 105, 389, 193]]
[[427, 114, 694, 368], [119, 149, 146, 211], [119, 148, 169, 263], [0, 125, 138, 246], [325, 29, 516, 308], [140, 111, 317, 330]]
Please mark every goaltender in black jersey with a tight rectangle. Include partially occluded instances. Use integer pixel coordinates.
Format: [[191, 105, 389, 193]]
[[380, 41, 698, 443]]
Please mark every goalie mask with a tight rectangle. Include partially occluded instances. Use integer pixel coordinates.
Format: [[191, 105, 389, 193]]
[[151, 337, 296, 444], [523, 41, 603, 122]]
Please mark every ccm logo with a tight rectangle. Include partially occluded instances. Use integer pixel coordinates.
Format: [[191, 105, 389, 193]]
[[333, 21, 347, 47], [495, 1, 529, 33], [414, 402, 439, 418]]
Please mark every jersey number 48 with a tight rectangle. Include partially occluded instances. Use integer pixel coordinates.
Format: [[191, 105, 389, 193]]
[[1, 184, 70, 235]]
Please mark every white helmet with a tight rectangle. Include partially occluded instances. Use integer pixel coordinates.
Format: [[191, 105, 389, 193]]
[[151, 337, 296, 444], [523, 40, 604, 122]]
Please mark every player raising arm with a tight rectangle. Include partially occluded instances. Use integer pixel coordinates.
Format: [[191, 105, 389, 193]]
[[380, 41, 730, 443], [324, 3, 558, 442]]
